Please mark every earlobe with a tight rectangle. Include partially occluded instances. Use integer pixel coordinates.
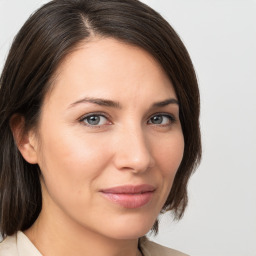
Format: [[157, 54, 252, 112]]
[[9, 114, 38, 164]]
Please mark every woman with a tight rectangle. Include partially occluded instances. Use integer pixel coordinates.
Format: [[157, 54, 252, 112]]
[[0, 0, 201, 255]]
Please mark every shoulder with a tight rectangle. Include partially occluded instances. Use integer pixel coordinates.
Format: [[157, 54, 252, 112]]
[[0, 233, 19, 256], [140, 237, 189, 256], [0, 231, 42, 256]]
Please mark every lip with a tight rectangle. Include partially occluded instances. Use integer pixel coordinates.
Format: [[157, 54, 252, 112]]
[[100, 184, 156, 209]]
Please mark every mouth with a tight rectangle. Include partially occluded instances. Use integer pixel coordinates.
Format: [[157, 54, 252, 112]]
[[100, 184, 156, 209]]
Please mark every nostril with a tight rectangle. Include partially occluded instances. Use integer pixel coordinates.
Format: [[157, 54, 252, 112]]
[[114, 150, 154, 174]]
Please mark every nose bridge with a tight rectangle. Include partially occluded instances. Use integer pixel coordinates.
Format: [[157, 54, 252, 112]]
[[114, 122, 154, 172]]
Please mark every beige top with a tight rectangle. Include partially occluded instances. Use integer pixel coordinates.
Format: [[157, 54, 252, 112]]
[[0, 231, 188, 256]]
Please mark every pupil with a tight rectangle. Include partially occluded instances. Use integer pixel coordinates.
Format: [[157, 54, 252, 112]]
[[88, 116, 100, 125], [152, 115, 163, 124]]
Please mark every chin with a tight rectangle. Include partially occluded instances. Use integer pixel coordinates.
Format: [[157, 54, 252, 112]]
[[102, 215, 156, 240]]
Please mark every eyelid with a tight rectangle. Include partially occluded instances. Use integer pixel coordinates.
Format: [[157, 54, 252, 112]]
[[147, 112, 177, 125], [78, 111, 177, 128], [79, 112, 112, 127]]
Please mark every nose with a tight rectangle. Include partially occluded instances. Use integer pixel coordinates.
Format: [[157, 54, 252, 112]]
[[113, 126, 155, 173]]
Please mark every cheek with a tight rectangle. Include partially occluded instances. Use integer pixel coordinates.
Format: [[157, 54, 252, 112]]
[[37, 126, 112, 197], [152, 131, 184, 195], [154, 133, 184, 174]]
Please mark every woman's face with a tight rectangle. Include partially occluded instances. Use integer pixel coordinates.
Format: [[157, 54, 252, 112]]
[[33, 38, 184, 239]]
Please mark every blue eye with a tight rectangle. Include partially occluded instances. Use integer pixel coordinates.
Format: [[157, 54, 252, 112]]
[[81, 114, 109, 126], [148, 114, 175, 125]]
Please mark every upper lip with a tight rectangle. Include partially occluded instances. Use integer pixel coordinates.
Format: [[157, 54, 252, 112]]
[[100, 184, 156, 194]]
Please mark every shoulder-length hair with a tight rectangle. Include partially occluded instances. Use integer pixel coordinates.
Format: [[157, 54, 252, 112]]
[[0, 0, 201, 237]]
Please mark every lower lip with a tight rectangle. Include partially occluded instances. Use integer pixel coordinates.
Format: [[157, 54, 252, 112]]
[[101, 192, 154, 209]]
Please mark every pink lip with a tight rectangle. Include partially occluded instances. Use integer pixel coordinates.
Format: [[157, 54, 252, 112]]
[[100, 184, 156, 209]]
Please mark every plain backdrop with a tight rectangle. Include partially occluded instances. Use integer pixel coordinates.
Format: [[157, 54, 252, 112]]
[[0, 1, 256, 256]]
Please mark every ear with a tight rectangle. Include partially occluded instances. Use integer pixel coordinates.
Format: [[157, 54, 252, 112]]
[[9, 114, 38, 164]]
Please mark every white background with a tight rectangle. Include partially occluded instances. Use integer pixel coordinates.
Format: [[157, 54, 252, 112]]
[[0, 1, 256, 256]]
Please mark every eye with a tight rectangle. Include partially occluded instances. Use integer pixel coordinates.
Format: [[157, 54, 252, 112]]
[[80, 114, 111, 126], [148, 114, 175, 126]]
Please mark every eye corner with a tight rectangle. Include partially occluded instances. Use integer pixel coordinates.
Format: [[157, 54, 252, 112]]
[[79, 113, 112, 127], [147, 113, 177, 126]]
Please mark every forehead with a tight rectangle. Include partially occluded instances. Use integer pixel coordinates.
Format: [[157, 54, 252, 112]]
[[44, 37, 176, 108]]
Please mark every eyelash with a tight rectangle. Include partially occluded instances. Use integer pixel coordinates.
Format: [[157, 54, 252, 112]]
[[79, 112, 176, 128], [147, 113, 176, 126], [79, 112, 112, 128]]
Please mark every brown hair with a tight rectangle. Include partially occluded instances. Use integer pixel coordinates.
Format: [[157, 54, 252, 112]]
[[0, 0, 201, 237]]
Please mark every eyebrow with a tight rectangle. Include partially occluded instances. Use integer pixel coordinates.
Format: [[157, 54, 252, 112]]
[[68, 97, 179, 109], [152, 98, 179, 108], [68, 97, 121, 109]]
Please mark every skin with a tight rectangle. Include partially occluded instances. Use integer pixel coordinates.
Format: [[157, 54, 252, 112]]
[[14, 38, 184, 256]]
